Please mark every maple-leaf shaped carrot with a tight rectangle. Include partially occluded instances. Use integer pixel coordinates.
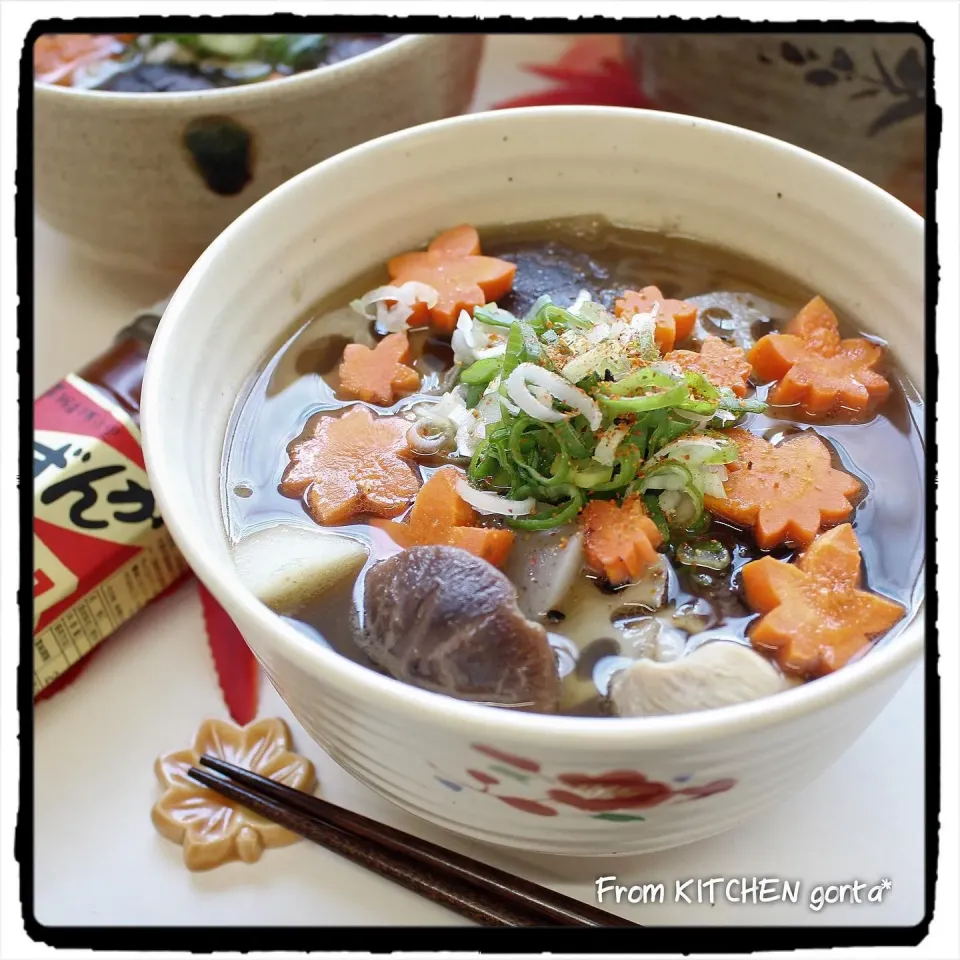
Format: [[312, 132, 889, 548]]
[[387, 225, 517, 334], [703, 428, 862, 549], [748, 295, 891, 418], [375, 466, 515, 567], [279, 405, 420, 525], [615, 286, 698, 354], [742, 523, 905, 677], [337, 331, 420, 406], [580, 495, 663, 586], [665, 335, 752, 397]]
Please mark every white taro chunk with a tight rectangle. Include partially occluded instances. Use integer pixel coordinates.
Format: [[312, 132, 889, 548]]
[[610, 640, 791, 717], [504, 527, 586, 621], [234, 523, 368, 614], [555, 558, 668, 651]]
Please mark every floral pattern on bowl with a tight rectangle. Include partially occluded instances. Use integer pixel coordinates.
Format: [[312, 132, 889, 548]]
[[431, 742, 736, 821]]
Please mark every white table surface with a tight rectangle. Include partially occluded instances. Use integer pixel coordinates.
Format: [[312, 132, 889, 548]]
[[32, 34, 926, 930]]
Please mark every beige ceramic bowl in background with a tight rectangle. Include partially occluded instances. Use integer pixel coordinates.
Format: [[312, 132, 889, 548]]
[[142, 107, 925, 857], [623, 33, 927, 214], [34, 34, 484, 274]]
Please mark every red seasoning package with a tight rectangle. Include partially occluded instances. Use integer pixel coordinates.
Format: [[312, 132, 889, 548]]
[[33, 306, 190, 696], [33, 302, 261, 717]]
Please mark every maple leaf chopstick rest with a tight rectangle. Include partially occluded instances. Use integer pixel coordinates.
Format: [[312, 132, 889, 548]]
[[742, 524, 905, 678], [152, 718, 317, 871]]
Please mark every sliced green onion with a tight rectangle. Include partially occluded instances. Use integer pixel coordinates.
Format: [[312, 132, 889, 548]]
[[197, 35, 262, 58], [553, 420, 591, 460], [519, 321, 542, 361], [675, 539, 731, 571], [640, 460, 697, 491], [461, 357, 501, 385], [647, 412, 698, 454], [629, 423, 649, 462], [650, 434, 737, 467], [272, 34, 329, 69], [598, 383, 690, 414], [464, 382, 485, 408], [473, 303, 518, 328], [589, 457, 641, 492], [151, 34, 201, 48], [577, 300, 613, 326], [682, 370, 721, 402], [718, 388, 768, 414], [509, 418, 570, 488], [499, 322, 526, 388], [597, 367, 679, 397], [533, 302, 592, 332], [643, 493, 671, 542], [639, 461, 705, 527], [506, 490, 585, 531], [468, 439, 495, 480], [681, 510, 712, 537], [523, 294, 553, 328], [570, 461, 612, 488], [676, 396, 720, 416]]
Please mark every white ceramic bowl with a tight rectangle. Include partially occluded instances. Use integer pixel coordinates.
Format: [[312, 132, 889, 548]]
[[142, 107, 924, 856], [34, 34, 483, 273]]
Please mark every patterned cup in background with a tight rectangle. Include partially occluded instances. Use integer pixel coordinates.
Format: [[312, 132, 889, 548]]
[[34, 35, 484, 274], [624, 33, 927, 214]]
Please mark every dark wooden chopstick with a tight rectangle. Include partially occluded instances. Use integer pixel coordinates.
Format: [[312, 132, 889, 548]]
[[189, 766, 542, 926], [190, 756, 638, 928]]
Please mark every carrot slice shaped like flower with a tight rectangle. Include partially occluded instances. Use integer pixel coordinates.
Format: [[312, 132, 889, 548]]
[[665, 335, 752, 397], [375, 466, 515, 567], [742, 523, 905, 677], [387, 225, 517, 334], [615, 286, 698, 354], [337, 331, 420, 406], [34, 34, 124, 86], [580, 495, 664, 586], [280, 405, 421, 525], [703, 428, 861, 549], [748, 295, 891, 418]]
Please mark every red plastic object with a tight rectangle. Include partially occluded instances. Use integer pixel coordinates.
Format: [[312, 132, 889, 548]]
[[35, 578, 261, 725], [198, 581, 260, 725]]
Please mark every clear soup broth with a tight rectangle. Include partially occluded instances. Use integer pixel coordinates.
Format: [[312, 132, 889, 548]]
[[222, 218, 924, 718]]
